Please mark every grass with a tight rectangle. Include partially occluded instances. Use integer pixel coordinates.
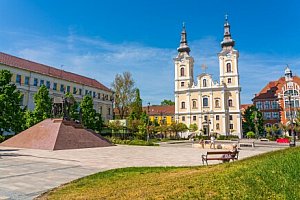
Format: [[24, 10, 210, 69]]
[[38, 147, 300, 200], [106, 137, 159, 146]]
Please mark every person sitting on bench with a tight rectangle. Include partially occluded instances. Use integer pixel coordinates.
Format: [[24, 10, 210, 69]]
[[222, 144, 238, 162]]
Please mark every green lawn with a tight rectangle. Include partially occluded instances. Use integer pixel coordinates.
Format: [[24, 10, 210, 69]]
[[38, 147, 300, 200]]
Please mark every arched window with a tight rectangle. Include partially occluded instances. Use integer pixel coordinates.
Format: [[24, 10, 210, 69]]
[[265, 123, 272, 128], [216, 123, 220, 130], [228, 99, 233, 107], [192, 100, 197, 109], [180, 67, 185, 76], [215, 99, 220, 108], [284, 90, 299, 96], [181, 102, 185, 109], [203, 79, 207, 87], [226, 63, 231, 72], [203, 97, 208, 107]]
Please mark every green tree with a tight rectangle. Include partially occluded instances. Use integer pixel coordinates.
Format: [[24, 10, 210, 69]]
[[94, 113, 104, 133], [242, 105, 264, 137], [129, 88, 143, 120], [161, 99, 175, 106], [137, 123, 147, 139], [112, 72, 135, 119], [108, 120, 123, 137], [279, 123, 289, 136], [140, 111, 149, 124], [24, 110, 36, 129], [265, 126, 272, 137], [80, 95, 96, 130], [33, 85, 52, 123], [128, 119, 142, 135], [189, 123, 198, 132], [169, 122, 188, 139], [0, 70, 26, 135], [155, 124, 169, 138]]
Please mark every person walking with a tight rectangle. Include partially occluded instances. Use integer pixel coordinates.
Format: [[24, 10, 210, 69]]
[[210, 135, 215, 149], [199, 139, 205, 148]]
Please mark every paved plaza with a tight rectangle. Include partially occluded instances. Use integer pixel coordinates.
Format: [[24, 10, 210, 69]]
[[0, 142, 288, 200]]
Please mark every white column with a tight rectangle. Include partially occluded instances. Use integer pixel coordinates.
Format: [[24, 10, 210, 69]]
[[175, 94, 179, 121], [219, 57, 224, 82], [187, 92, 191, 127], [198, 91, 202, 132], [237, 113, 242, 138]]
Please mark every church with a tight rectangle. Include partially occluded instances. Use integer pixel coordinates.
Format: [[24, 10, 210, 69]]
[[174, 16, 242, 138]]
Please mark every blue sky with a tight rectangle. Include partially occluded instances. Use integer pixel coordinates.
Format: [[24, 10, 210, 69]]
[[1, 0, 300, 105]]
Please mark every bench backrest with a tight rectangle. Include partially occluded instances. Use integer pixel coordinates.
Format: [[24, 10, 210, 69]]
[[206, 151, 233, 155], [206, 151, 239, 157]]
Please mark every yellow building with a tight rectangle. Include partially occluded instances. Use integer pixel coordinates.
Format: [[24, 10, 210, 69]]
[[0, 52, 113, 122], [174, 17, 242, 138], [143, 105, 175, 125]]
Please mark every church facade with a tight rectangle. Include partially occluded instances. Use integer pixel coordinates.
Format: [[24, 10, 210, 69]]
[[174, 17, 242, 138]]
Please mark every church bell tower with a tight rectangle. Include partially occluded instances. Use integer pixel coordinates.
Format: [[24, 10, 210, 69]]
[[218, 15, 240, 88], [174, 23, 194, 92]]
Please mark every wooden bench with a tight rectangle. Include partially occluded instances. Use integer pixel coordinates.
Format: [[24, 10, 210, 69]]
[[238, 142, 255, 148], [202, 151, 239, 165], [260, 138, 269, 142]]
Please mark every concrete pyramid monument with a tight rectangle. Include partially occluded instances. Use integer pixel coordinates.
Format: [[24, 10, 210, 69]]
[[1, 118, 113, 150]]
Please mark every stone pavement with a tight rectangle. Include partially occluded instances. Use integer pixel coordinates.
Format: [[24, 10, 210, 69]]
[[0, 143, 287, 200]]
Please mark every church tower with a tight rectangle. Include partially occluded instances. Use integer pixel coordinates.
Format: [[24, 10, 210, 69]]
[[218, 15, 242, 138], [174, 24, 194, 91], [218, 15, 240, 88], [174, 24, 194, 122]]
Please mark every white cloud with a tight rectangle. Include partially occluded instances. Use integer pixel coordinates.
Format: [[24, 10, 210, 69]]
[[1, 31, 300, 105]]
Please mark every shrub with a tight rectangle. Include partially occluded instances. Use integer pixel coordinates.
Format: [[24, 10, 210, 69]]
[[266, 135, 278, 141], [105, 137, 158, 146], [217, 135, 239, 140], [246, 131, 255, 138], [0, 135, 5, 142], [197, 135, 209, 140]]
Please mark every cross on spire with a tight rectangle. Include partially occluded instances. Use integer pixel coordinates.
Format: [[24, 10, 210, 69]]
[[177, 22, 190, 54], [201, 64, 208, 73]]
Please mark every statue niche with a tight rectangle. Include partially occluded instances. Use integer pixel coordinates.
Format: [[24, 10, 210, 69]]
[[52, 96, 80, 122]]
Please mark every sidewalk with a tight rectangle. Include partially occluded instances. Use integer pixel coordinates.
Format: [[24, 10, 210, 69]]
[[0, 144, 286, 200]]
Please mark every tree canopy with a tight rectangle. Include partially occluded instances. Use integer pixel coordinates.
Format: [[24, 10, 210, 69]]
[[129, 88, 143, 120], [80, 95, 103, 132], [161, 99, 175, 106], [33, 85, 52, 123], [242, 105, 264, 137], [112, 72, 135, 119], [0, 69, 25, 135], [80, 95, 97, 129]]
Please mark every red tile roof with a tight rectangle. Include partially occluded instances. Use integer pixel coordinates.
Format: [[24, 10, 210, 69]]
[[240, 104, 252, 110], [253, 76, 300, 101], [0, 52, 111, 92], [143, 105, 175, 116]]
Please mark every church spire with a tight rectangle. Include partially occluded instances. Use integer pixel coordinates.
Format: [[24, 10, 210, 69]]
[[177, 22, 190, 54], [285, 65, 293, 82], [221, 14, 235, 50]]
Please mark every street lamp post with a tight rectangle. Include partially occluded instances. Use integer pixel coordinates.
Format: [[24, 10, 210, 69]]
[[253, 111, 259, 139], [147, 102, 150, 142], [206, 119, 211, 137], [288, 95, 296, 147]]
